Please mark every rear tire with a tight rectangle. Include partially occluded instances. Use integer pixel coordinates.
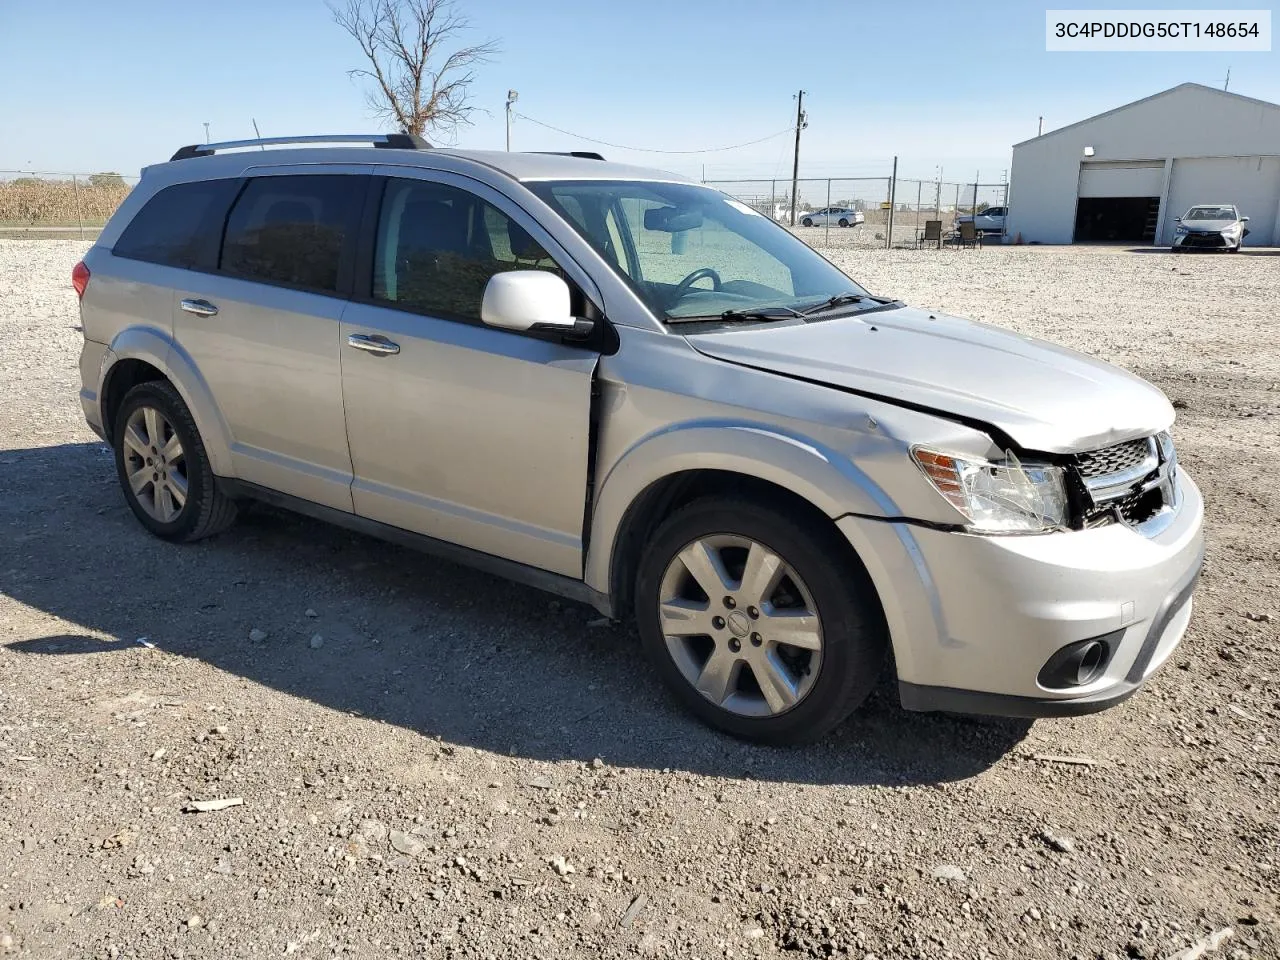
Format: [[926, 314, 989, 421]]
[[113, 381, 238, 542], [634, 496, 888, 745]]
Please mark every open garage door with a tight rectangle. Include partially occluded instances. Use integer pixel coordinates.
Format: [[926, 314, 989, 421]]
[[1074, 161, 1164, 243], [1164, 156, 1280, 246]]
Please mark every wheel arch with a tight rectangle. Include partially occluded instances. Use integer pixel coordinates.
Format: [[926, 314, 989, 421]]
[[586, 423, 894, 619], [101, 327, 234, 476]]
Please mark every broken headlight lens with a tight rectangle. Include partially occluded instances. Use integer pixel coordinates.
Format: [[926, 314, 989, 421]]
[[911, 447, 1069, 534]]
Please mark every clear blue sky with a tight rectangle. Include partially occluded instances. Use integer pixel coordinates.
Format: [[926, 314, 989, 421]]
[[1, 0, 1275, 183]]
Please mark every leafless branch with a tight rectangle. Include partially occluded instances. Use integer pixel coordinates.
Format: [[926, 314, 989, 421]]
[[329, 0, 496, 141]]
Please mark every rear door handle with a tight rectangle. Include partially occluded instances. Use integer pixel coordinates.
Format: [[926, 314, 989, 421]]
[[346, 333, 400, 356], [179, 298, 218, 317]]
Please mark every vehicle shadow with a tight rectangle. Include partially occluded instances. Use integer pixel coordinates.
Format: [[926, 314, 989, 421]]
[[1, 442, 1031, 786]]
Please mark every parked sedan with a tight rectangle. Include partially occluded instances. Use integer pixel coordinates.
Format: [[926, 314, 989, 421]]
[[799, 207, 865, 227], [1172, 204, 1249, 252]]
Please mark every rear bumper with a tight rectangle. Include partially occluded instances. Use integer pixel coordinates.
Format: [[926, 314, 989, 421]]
[[837, 471, 1205, 716], [79, 340, 108, 441]]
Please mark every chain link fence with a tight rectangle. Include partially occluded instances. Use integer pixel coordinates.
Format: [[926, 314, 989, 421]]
[[0, 171, 139, 238], [705, 175, 1009, 249], [0, 166, 1010, 250]]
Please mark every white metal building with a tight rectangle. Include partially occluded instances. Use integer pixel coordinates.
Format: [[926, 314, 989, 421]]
[[1006, 83, 1280, 247]]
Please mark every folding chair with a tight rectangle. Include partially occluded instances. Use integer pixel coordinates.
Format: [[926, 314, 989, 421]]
[[915, 220, 943, 250]]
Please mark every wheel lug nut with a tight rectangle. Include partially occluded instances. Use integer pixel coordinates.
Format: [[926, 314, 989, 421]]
[[723, 596, 736, 609], [728, 638, 742, 653], [711, 616, 726, 630], [747, 606, 759, 619], [751, 633, 762, 646]]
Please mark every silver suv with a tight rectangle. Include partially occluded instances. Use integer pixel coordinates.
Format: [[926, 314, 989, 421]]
[[75, 134, 1204, 744]]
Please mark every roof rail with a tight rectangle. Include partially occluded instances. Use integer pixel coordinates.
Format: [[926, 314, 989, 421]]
[[169, 133, 430, 162], [528, 150, 606, 161]]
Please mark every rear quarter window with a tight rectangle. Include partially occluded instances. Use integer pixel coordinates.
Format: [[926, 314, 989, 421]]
[[113, 179, 239, 269]]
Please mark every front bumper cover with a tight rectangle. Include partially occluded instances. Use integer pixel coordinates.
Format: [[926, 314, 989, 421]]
[[898, 543, 1202, 717], [836, 471, 1204, 717]]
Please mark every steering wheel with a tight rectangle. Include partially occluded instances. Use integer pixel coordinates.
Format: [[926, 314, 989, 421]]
[[671, 267, 722, 301]]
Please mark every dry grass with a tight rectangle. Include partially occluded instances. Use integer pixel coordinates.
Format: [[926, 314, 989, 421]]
[[0, 179, 133, 227]]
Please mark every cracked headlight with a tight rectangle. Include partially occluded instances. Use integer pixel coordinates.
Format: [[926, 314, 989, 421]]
[[911, 447, 1069, 534]]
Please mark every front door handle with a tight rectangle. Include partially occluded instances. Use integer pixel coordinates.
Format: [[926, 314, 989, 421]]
[[180, 298, 218, 317], [346, 333, 400, 356]]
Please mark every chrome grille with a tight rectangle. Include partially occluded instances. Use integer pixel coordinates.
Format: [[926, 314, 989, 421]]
[[1071, 434, 1172, 530], [1074, 438, 1153, 479]]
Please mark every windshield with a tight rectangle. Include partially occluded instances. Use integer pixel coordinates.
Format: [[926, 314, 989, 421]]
[[528, 180, 869, 321], [1186, 206, 1237, 221]]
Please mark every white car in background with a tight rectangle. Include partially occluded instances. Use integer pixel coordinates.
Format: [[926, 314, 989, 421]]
[[799, 207, 865, 228], [1172, 205, 1249, 252]]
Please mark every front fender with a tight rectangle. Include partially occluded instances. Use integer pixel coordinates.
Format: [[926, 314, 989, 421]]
[[103, 326, 235, 477], [584, 420, 897, 596]]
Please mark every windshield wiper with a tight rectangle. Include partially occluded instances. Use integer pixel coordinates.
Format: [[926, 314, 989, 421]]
[[798, 293, 866, 317], [667, 306, 803, 324]]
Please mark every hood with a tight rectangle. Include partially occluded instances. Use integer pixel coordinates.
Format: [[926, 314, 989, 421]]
[[684, 307, 1174, 454], [1182, 219, 1238, 231]]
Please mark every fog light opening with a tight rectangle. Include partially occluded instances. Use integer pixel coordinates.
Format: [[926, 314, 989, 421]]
[[1037, 632, 1120, 690]]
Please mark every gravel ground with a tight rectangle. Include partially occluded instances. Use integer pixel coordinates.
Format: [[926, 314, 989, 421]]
[[1, 239, 1277, 960]]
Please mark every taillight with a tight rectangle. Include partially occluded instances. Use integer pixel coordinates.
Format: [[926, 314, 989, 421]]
[[72, 260, 90, 300]]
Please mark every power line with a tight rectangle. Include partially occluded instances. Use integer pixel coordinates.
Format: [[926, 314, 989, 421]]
[[511, 112, 795, 155]]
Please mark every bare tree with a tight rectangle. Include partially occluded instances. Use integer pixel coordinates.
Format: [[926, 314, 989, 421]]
[[330, 0, 496, 142]]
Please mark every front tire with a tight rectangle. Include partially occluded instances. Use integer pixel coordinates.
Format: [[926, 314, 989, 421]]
[[112, 380, 238, 542], [801, 218, 813, 227], [838, 218, 849, 227], [635, 497, 888, 745]]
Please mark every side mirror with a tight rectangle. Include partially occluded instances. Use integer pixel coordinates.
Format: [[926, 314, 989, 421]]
[[1174, 217, 1181, 222], [481, 270, 591, 337], [1241, 216, 1250, 222]]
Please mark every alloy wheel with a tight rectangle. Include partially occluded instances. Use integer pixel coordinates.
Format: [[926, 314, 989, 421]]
[[121, 406, 188, 523], [658, 534, 823, 717]]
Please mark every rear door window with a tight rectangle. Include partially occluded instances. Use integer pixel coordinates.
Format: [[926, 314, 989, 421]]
[[220, 175, 365, 294], [113, 179, 239, 270]]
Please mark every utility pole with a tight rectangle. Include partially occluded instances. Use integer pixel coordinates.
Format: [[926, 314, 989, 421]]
[[505, 90, 519, 151], [886, 156, 898, 249], [1224, 67, 1231, 91], [789, 90, 806, 226], [203, 122, 210, 144]]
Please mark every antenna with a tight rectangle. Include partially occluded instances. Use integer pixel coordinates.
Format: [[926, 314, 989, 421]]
[[1224, 67, 1231, 91], [251, 118, 265, 150]]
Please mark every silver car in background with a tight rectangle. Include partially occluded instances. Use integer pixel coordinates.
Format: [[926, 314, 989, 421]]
[[74, 135, 1204, 744], [799, 207, 865, 227], [1172, 204, 1249, 251]]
